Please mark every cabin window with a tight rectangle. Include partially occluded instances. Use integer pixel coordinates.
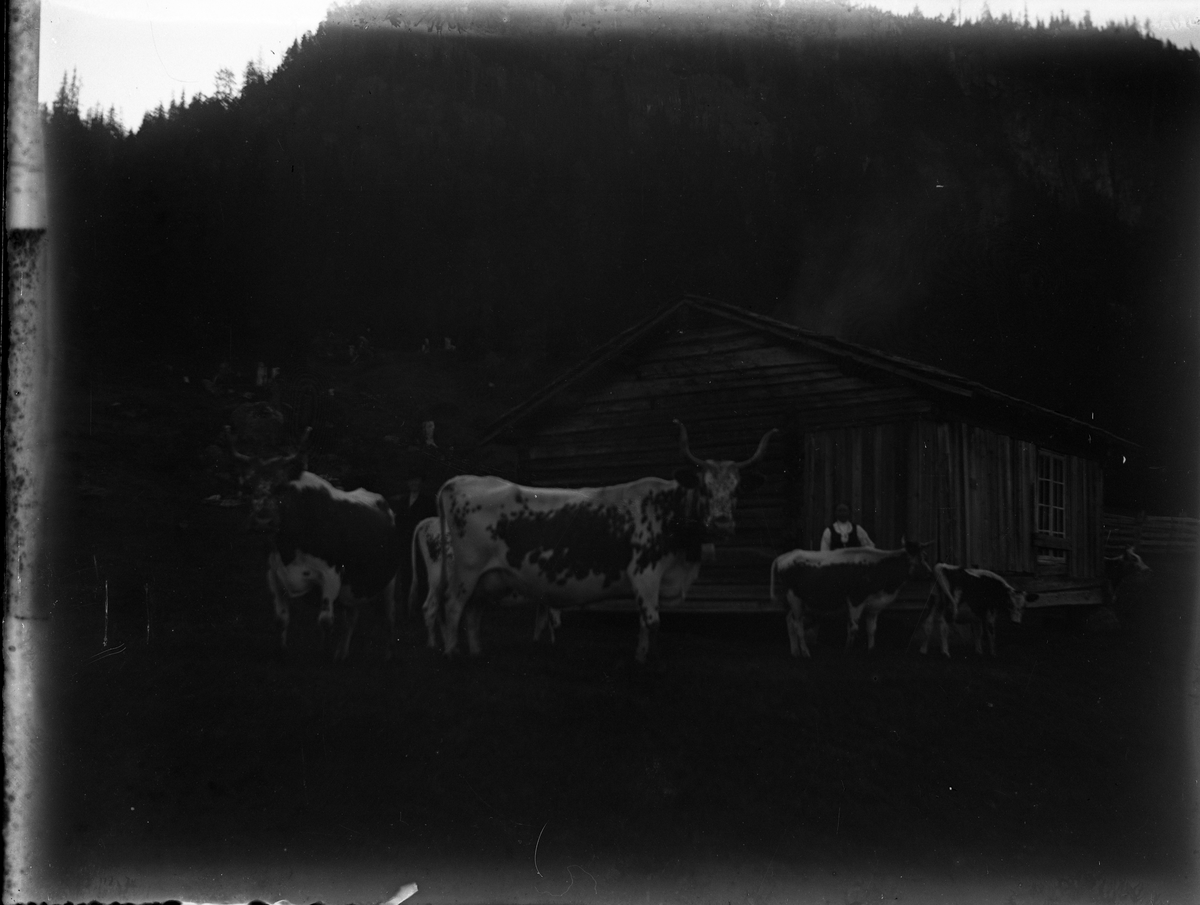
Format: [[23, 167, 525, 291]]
[[1036, 451, 1067, 566]]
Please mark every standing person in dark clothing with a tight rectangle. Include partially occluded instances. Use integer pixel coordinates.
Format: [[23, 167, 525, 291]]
[[392, 462, 440, 612], [819, 503, 875, 551]]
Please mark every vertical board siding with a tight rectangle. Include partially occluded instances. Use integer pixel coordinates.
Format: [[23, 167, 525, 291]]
[[935, 423, 957, 565], [800, 421, 916, 551], [851, 427, 864, 520], [803, 434, 818, 549], [1019, 441, 1037, 573], [786, 418, 1104, 576]]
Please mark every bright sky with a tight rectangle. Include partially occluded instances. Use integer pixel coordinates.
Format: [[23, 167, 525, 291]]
[[38, 0, 1200, 131]]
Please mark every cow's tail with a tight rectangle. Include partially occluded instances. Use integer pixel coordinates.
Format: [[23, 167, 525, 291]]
[[769, 558, 779, 608], [407, 523, 425, 618]]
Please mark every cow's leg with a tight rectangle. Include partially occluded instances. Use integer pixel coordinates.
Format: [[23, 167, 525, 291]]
[[635, 610, 660, 665], [407, 558, 422, 620], [381, 577, 397, 660], [532, 606, 562, 644], [633, 579, 662, 665], [985, 609, 998, 657], [920, 608, 934, 655], [333, 597, 359, 662], [971, 620, 984, 656], [864, 607, 881, 654], [439, 577, 470, 656], [464, 599, 485, 656], [939, 614, 951, 658], [422, 585, 440, 649], [317, 570, 342, 628], [267, 568, 290, 650], [785, 590, 808, 658], [845, 600, 866, 651]]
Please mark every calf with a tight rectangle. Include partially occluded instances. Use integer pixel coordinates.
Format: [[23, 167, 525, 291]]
[[770, 542, 931, 657], [1103, 546, 1150, 606], [409, 516, 562, 649], [920, 564, 1038, 658], [230, 431, 400, 661]]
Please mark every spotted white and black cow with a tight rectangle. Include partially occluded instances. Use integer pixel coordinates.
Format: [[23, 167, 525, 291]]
[[408, 515, 562, 648], [1103, 546, 1150, 607], [434, 421, 778, 663], [770, 542, 932, 657], [229, 429, 401, 661], [919, 564, 1038, 658]]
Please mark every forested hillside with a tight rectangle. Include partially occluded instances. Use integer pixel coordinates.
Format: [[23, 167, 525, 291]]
[[44, 1, 1200, 511]]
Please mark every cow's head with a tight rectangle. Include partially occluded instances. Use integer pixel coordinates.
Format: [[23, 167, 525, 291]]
[[1121, 546, 1151, 573], [226, 426, 310, 531], [900, 537, 935, 580], [673, 420, 778, 539], [1008, 588, 1039, 624]]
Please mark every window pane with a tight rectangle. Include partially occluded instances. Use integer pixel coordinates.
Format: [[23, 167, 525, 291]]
[[1037, 451, 1068, 538]]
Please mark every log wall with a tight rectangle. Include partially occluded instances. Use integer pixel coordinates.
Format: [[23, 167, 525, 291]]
[[514, 313, 1106, 607]]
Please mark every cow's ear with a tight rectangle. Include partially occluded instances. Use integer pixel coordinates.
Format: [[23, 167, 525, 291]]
[[738, 472, 765, 495], [674, 468, 700, 488], [285, 456, 306, 481]]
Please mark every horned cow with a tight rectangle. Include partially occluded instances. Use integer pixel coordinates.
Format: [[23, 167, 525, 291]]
[[229, 429, 401, 661], [434, 421, 777, 664]]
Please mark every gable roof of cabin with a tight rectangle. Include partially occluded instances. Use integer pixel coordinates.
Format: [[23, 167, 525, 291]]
[[479, 294, 1136, 450]]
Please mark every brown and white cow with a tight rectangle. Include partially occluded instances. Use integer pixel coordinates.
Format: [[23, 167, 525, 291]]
[[770, 542, 932, 657], [409, 515, 561, 648], [434, 421, 777, 664], [229, 430, 401, 661], [1103, 546, 1150, 607], [920, 564, 1038, 658]]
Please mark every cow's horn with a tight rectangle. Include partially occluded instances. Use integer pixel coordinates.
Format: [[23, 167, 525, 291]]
[[674, 420, 706, 466], [736, 428, 779, 468], [224, 425, 251, 462]]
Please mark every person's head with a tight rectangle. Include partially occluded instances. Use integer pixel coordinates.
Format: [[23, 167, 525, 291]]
[[835, 503, 851, 522], [404, 460, 427, 494]]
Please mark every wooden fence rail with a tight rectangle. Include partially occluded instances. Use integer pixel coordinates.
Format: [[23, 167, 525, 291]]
[[1102, 512, 1199, 553]]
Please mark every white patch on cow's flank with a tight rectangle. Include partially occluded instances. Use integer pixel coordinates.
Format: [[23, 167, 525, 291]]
[[776, 547, 900, 570], [291, 471, 392, 514], [963, 567, 1013, 588]]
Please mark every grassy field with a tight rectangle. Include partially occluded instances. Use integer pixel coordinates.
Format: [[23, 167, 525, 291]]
[[20, 359, 1199, 904]]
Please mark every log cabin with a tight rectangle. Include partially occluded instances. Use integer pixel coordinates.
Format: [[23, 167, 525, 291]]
[[477, 295, 1135, 612]]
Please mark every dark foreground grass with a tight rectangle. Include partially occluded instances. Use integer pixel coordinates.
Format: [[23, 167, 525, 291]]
[[25, 375, 1197, 904]]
